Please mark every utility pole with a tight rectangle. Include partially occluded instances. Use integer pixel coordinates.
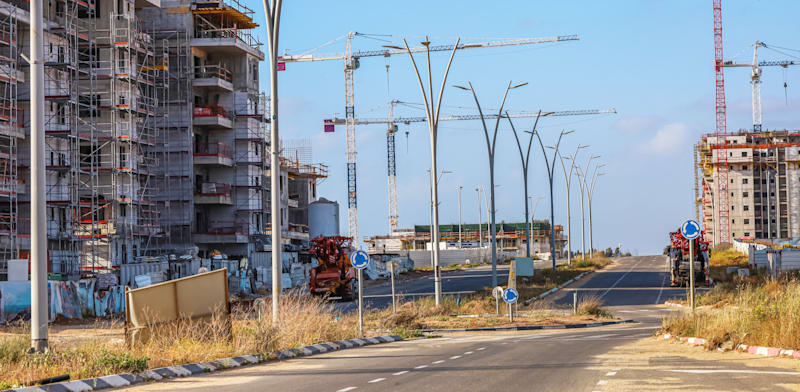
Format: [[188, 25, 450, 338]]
[[261, 0, 283, 323], [457, 185, 463, 248], [30, 0, 48, 353], [587, 165, 605, 258], [576, 155, 599, 260], [529, 196, 543, 253], [506, 107, 537, 258], [455, 81, 526, 287], [532, 129, 573, 270], [398, 36, 459, 307], [476, 188, 482, 248], [557, 145, 588, 265]]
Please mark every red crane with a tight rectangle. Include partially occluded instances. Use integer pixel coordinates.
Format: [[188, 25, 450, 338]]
[[713, 0, 731, 244]]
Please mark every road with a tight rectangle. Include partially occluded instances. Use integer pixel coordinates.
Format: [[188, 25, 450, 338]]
[[117, 256, 800, 391], [337, 258, 563, 312]]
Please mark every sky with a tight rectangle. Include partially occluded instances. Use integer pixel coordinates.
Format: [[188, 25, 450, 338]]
[[248, 1, 800, 255]]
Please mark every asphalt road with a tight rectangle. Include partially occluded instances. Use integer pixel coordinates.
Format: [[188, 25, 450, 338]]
[[336, 258, 563, 313], [117, 256, 800, 392]]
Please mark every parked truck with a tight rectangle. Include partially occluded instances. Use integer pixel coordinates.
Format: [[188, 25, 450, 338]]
[[308, 236, 357, 300], [668, 229, 711, 287]]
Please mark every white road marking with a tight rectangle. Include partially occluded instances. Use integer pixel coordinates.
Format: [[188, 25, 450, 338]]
[[393, 371, 409, 376], [655, 259, 668, 305], [368, 378, 386, 383], [337, 387, 357, 392], [664, 369, 800, 375], [414, 365, 428, 369], [477, 347, 486, 350], [450, 355, 462, 359], [464, 351, 474, 355], [606, 371, 617, 376], [600, 259, 643, 298], [577, 333, 618, 339], [597, 380, 608, 385], [432, 360, 445, 364]]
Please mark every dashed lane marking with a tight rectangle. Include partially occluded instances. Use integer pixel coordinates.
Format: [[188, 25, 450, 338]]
[[464, 351, 474, 355], [450, 355, 462, 359], [337, 387, 357, 392], [414, 365, 428, 369], [432, 360, 445, 364], [393, 371, 409, 376], [597, 380, 608, 385], [606, 371, 617, 376], [368, 378, 386, 383], [477, 347, 486, 350]]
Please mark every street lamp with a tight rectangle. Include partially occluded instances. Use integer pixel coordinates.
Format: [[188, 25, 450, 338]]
[[475, 187, 483, 248], [457, 185, 463, 248], [454, 81, 525, 287], [399, 36, 459, 307], [534, 129, 573, 270], [587, 165, 605, 258], [557, 145, 588, 265], [529, 196, 544, 253], [506, 107, 538, 258], [427, 169, 451, 300], [576, 155, 600, 260]]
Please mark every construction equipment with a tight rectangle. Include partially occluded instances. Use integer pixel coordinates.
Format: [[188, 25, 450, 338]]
[[308, 235, 357, 300], [722, 41, 799, 132], [280, 32, 579, 246], [667, 229, 711, 287], [328, 104, 617, 234], [712, 0, 731, 245]]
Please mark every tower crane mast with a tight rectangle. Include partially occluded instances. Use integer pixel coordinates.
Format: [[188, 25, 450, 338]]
[[280, 33, 579, 246], [713, 0, 730, 244]]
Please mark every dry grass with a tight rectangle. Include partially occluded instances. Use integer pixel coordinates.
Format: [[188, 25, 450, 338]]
[[662, 278, 800, 350], [576, 294, 613, 318], [709, 248, 748, 267], [0, 292, 359, 388]]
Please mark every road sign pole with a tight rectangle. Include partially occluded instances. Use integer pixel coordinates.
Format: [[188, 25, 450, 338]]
[[358, 268, 363, 336], [689, 239, 695, 313], [508, 302, 513, 322], [573, 291, 578, 315]]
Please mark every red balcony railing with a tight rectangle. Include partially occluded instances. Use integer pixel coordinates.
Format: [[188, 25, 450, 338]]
[[194, 104, 231, 119]]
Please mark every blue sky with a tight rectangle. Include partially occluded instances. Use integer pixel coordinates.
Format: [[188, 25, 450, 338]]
[[250, 1, 800, 254]]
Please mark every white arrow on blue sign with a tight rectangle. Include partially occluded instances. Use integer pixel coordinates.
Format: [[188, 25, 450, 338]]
[[351, 250, 370, 270], [681, 220, 701, 240], [502, 287, 519, 304]]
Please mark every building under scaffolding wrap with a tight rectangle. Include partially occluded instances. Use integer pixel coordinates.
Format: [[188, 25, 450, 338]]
[[697, 129, 800, 245], [0, 0, 328, 281]]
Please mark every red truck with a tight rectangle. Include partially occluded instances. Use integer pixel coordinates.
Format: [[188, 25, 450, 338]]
[[308, 236, 357, 300], [668, 229, 711, 287]]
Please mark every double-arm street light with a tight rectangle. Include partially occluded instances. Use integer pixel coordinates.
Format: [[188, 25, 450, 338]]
[[534, 129, 573, 270], [506, 109, 537, 258], [454, 81, 526, 287], [576, 155, 600, 260], [528, 196, 544, 253], [587, 164, 605, 258], [391, 37, 459, 307], [557, 144, 588, 266]]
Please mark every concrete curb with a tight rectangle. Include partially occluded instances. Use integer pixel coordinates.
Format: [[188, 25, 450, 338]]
[[662, 333, 800, 359], [4, 335, 403, 392], [523, 270, 593, 305], [418, 319, 635, 333]]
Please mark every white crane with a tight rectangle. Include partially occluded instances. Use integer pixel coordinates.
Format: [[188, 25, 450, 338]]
[[280, 32, 579, 246], [326, 106, 617, 234], [723, 41, 799, 132]]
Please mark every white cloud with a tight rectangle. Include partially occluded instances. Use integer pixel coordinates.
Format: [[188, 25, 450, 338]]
[[614, 116, 659, 133], [641, 122, 689, 156]]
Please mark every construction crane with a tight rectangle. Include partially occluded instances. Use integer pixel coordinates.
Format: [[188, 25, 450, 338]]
[[722, 41, 799, 132], [325, 105, 617, 233], [712, 0, 730, 244], [280, 32, 579, 246]]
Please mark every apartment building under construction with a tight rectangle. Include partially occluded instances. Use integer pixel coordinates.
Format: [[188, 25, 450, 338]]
[[0, 0, 327, 280], [696, 130, 800, 244]]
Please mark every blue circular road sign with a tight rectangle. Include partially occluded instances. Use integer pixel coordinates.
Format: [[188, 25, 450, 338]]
[[502, 288, 519, 304], [681, 220, 701, 240], [351, 250, 370, 270]]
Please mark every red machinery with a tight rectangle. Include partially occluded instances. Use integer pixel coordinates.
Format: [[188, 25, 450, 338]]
[[668, 229, 711, 287], [308, 236, 357, 300]]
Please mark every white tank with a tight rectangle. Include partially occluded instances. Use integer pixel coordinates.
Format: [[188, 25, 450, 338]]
[[309, 198, 340, 239]]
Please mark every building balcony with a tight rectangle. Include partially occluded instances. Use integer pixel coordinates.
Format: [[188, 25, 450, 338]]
[[193, 142, 233, 166], [194, 65, 233, 91], [193, 220, 250, 243], [194, 182, 233, 205], [190, 29, 264, 60], [194, 104, 233, 129]]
